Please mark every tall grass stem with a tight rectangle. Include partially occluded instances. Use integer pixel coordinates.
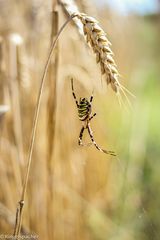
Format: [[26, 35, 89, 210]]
[[13, 13, 77, 238]]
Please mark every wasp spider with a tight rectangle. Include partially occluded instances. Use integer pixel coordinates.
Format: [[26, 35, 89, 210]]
[[71, 79, 116, 156]]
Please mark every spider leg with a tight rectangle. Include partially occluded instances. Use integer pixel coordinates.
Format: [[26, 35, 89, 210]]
[[89, 113, 96, 121], [71, 78, 79, 107], [78, 126, 85, 145], [90, 90, 94, 103], [87, 123, 116, 156]]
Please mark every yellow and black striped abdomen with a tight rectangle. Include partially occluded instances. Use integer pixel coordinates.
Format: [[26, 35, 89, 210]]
[[78, 98, 91, 121]]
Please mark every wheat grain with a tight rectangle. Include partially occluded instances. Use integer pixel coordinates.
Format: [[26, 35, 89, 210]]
[[76, 13, 121, 93]]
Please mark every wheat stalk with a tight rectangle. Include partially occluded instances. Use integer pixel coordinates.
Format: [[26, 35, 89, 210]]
[[46, 9, 59, 238], [47, 10, 59, 170], [0, 202, 29, 235], [8, 35, 25, 164], [58, 0, 84, 36], [13, 13, 78, 239]]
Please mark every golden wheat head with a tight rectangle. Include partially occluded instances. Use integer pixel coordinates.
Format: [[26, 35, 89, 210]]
[[76, 13, 120, 93]]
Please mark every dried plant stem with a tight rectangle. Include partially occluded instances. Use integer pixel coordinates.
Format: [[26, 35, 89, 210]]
[[13, 13, 77, 239], [47, 10, 59, 171], [47, 10, 59, 239], [0, 202, 29, 234], [58, 0, 84, 36], [9, 40, 24, 165]]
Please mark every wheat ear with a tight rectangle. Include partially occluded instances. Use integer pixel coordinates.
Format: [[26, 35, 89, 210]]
[[77, 13, 119, 90], [76, 13, 134, 103], [58, 3, 132, 100]]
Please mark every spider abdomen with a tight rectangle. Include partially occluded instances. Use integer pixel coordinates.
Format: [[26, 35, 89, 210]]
[[78, 98, 91, 121]]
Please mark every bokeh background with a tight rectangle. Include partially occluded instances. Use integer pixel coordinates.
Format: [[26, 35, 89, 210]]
[[0, 0, 160, 239]]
